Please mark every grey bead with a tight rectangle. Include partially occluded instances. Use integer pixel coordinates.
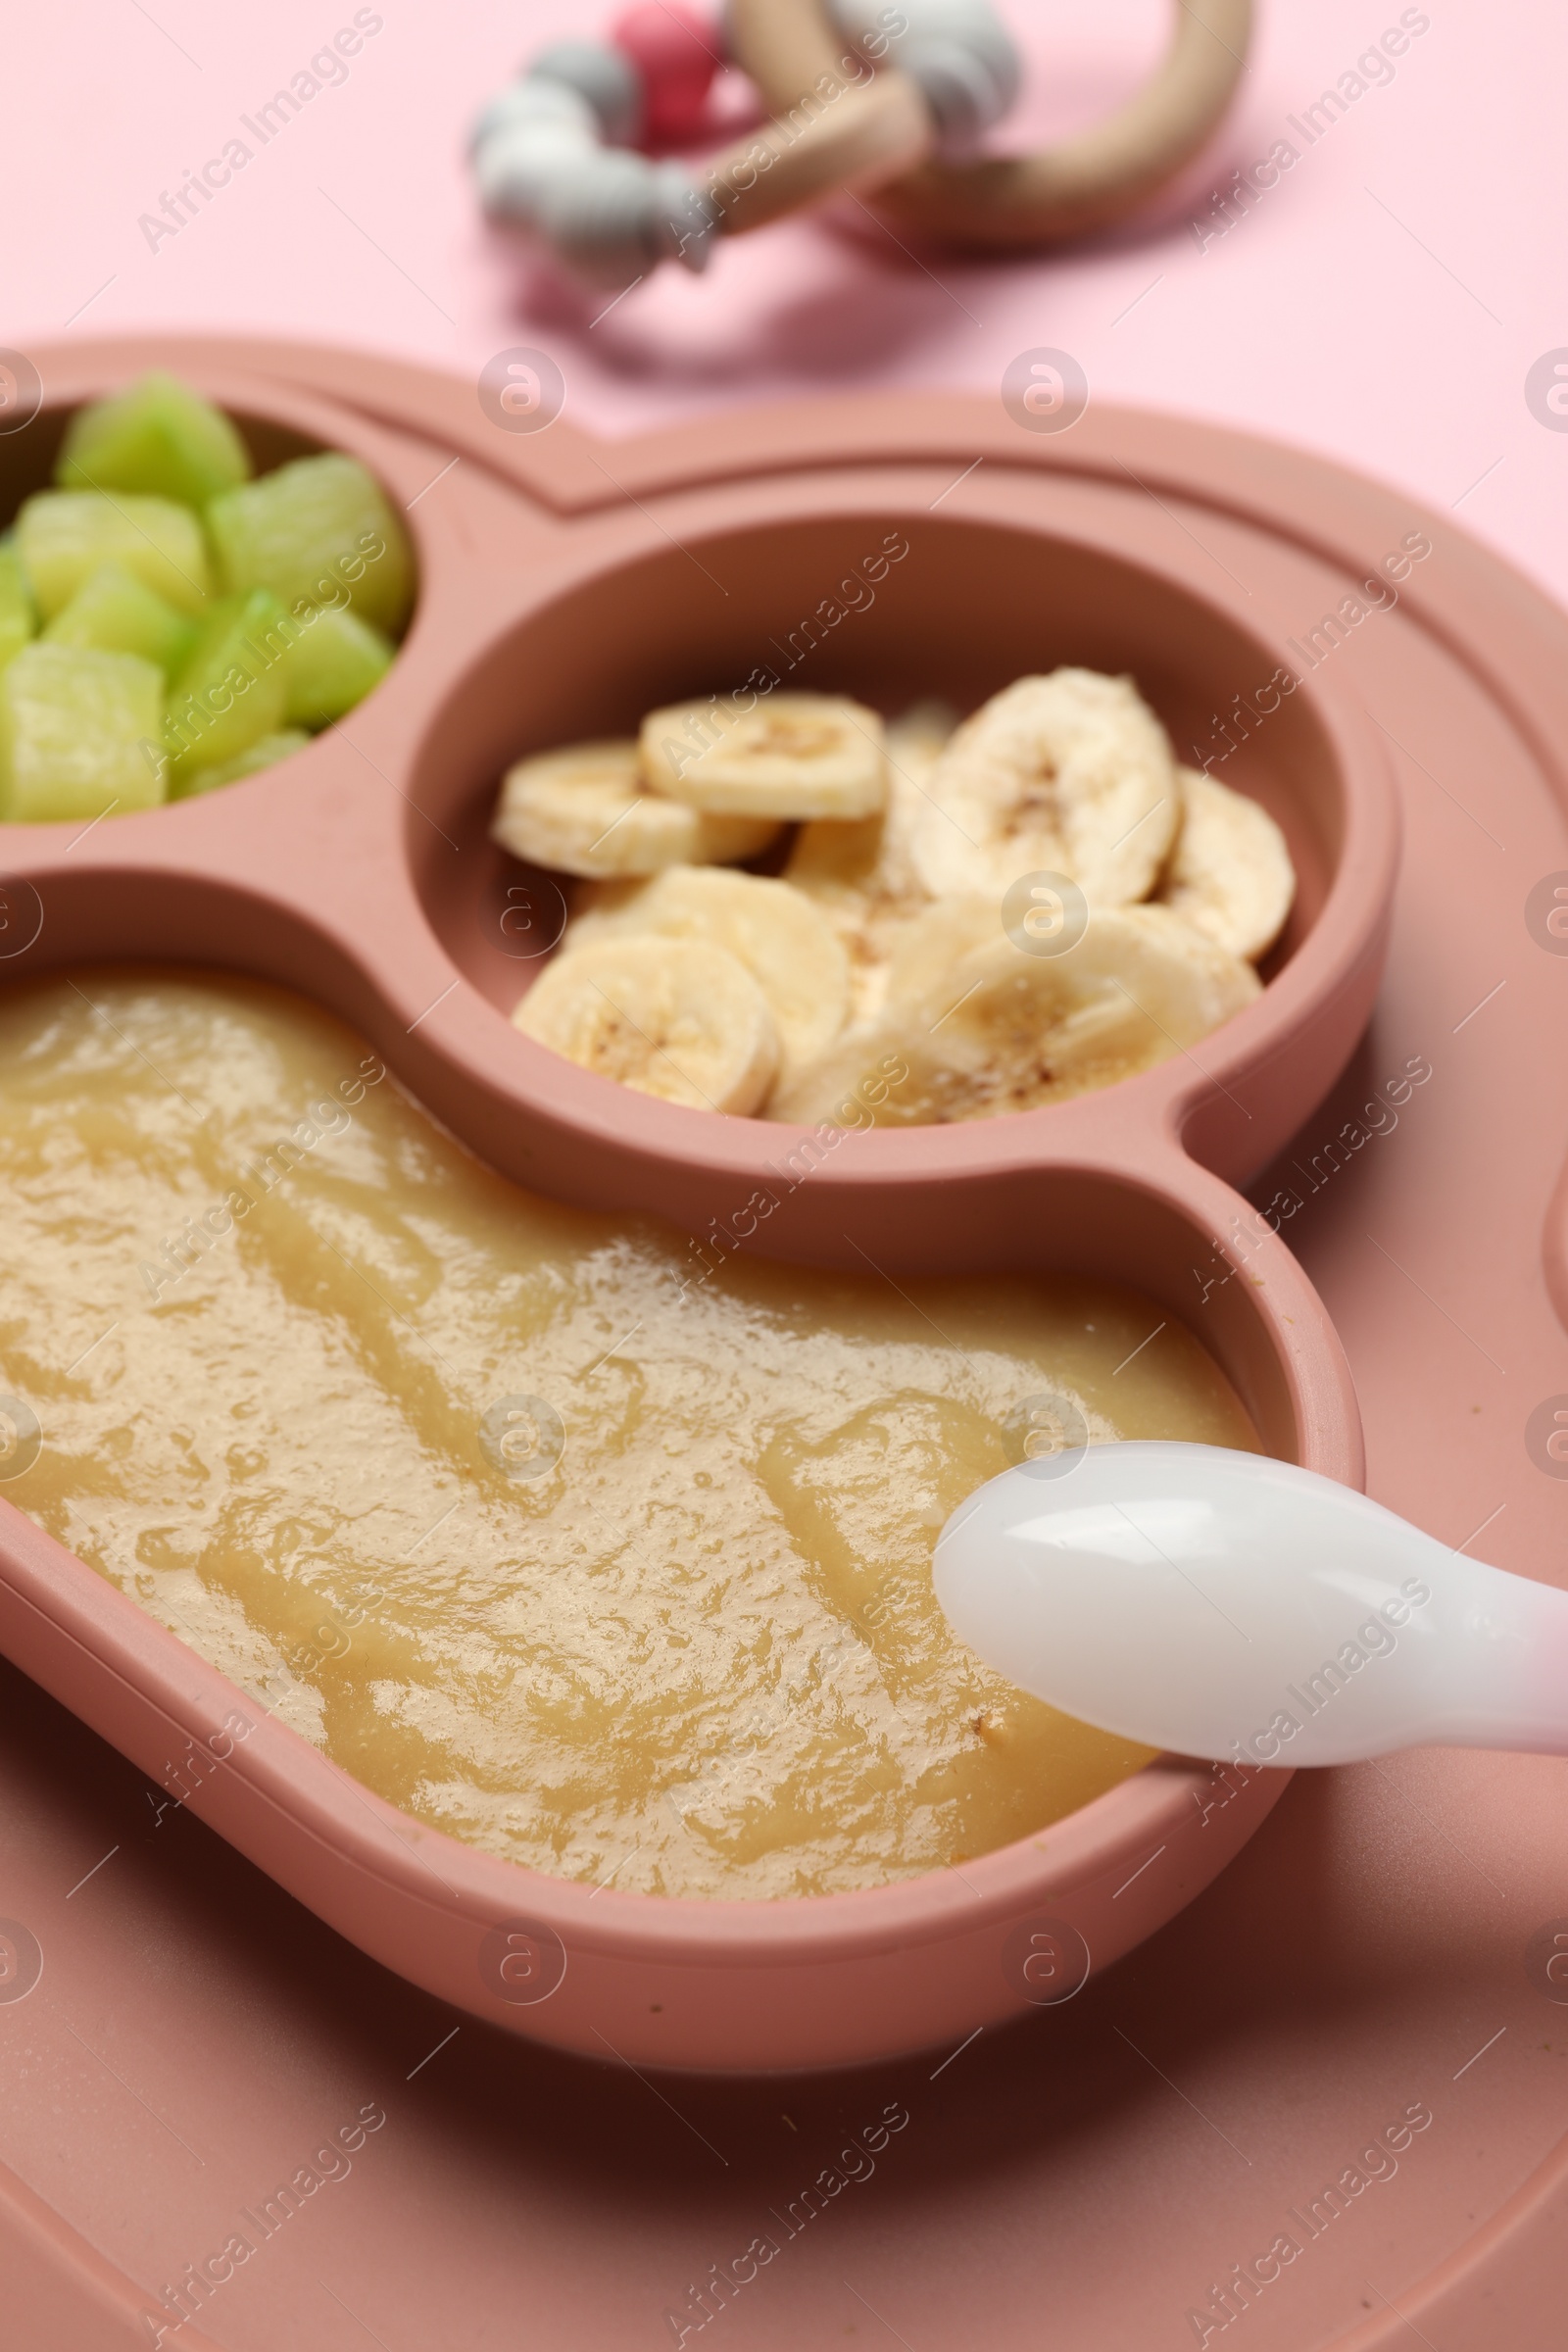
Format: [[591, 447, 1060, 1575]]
[[531, 39, 645, 147], [474, 122, 599, 227], [650, 166, 720, 273], [903, 37, 1011, 155], [537, 149, 664, 289], [902, 0, 1022, 106], [828, 0, 1022, 122], [468, 75, 597, 159]]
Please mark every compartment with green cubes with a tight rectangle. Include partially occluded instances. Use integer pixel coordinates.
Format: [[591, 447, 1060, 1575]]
[[0, 370, 414, 822]]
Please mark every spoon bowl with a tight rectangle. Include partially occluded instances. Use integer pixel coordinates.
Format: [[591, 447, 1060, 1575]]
[[935, 1443, 1568, 1766]]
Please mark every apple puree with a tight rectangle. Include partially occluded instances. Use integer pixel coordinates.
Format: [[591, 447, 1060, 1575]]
[[0, 970, 1259, 1898]]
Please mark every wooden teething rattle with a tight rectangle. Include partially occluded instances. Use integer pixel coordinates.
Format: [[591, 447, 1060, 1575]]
[[470, 0, 1252, 289]]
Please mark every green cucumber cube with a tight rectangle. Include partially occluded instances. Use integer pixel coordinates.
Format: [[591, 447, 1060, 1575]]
[[43, 562, 196, 679], [176, 729, 311, 800], [281, 604, 394, 728], [56, 371, 252, 511], [18, 490, 211, 619], [0, 644, 166, 823], [206, 454, 414, 636], [165, 588, 291, 785], [0, 541, 34, 672]]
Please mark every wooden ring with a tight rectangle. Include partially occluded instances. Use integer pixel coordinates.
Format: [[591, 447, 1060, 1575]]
[[725, 0, 1254, 249]]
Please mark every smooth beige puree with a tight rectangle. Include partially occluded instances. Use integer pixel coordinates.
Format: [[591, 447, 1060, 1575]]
[[0, 971, 1259, 1898]]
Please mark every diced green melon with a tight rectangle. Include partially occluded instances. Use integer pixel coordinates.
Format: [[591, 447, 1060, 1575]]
[[55, 372, 252, 511], [175, 729, 311, 800], [165, 588, 291, 786], [0, 541, 34, 673], [0, 644, 166, 823], [43, 562, 196, 679], [281, 605, 394, 728], [17, 491, 211, 619], [206, 454, 414, 636]]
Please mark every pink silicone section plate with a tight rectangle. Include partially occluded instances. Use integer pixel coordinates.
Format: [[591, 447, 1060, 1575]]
[[0, 354, 1564, 2347], [0, 342, 1397, 2082]]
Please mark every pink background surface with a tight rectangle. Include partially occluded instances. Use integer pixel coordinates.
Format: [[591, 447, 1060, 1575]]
[[6, 0, 1565, 608]]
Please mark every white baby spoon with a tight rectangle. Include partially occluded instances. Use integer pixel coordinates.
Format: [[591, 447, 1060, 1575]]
[[934, 1443, 1568, 1765]]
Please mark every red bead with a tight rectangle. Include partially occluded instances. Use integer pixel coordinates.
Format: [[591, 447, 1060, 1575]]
[[610, 3, 718, 142]]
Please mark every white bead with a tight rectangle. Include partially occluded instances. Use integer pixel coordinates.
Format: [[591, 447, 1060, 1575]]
[[897, 0, 1021, 105], [531, 39, 645, 147], [467, 75, 596, 158], [474, 122, 599, 228]]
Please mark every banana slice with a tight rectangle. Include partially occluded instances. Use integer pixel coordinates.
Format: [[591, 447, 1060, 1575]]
[[513, 936, 778, 1114], [784, 706, 955, 1025], [769, 904, 1260, 1128], [1154, 766, 1296, 962], [492, 741, 780, 880], [880, 896, 1000, 1004], [641, 692, 887, 819], [787, 704, 953, 906], [910, 669, 1179, 907], [565, 864, 850, 1082]]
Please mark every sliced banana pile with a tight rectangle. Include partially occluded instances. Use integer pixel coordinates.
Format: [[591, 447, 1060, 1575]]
[[494, 675, 1296, 1125], [772, 906, 1262, 1128]]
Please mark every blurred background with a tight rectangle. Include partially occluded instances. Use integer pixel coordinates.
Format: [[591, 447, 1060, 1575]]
[[10, 0, 1563, 601]]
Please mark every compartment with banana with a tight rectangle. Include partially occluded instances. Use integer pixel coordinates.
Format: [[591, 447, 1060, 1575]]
[[495, 671, 1296, 1124]]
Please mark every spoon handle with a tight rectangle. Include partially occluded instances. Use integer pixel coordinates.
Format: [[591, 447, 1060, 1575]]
[[1434, 1559, 1568, 1755]]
